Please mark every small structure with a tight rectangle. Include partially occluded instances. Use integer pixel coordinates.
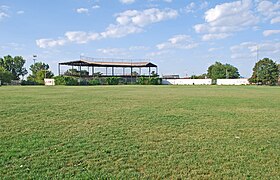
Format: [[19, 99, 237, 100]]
[[58, 56, 158, 78], [44, 79, 55, 86]]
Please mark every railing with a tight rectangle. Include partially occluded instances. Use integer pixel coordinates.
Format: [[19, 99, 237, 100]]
[[80, 56, 150, 63]]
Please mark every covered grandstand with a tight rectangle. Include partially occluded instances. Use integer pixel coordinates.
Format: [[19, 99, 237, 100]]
[[58, 56, 158, 78]]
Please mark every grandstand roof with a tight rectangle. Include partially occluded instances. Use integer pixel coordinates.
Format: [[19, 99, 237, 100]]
[[59, 60, 157, 68]]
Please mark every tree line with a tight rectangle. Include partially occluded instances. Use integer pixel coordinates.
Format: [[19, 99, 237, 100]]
[[202, 58, 279, 85], [0, 55, 279, 85], [0, 55, 53, 85]]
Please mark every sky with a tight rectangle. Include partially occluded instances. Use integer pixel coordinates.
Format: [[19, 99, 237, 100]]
[[0, 0, 279, 78]]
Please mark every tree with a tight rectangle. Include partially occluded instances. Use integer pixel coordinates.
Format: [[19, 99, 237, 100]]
[[64, 69, 89, 77], [27, 62, 54, 84], [249, 58, 279, 85], [0, 55, 28, 79], [207, 62, 240, 80], [191, 73, 207, 79], [0, 67, 13, 84]]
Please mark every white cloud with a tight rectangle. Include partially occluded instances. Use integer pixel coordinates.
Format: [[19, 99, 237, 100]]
[[0, 43, 25, 51], [271, 16, 280, 24], [76, 8, 89, 14], [263, 30, 280, 36], [101, 24, 142, 38], [146, 50, 170, 58], [115, 8, 178, 27], [36, 39, 67, 48], [230, 41, 280, 59], [156, 34, 198, 50], [182, 2, 196, 14], [97, 48, 128, 56], [0, 12, 8, 19], [181, 1, 208, 14], [208, 47, 223, 52], [0, 5, 9, 20], [120, 0, 135, 4], [128, 46, 149, 51], [202, 33, 231, 41], [257, 0, 280, 23], [65, 31, 100, 43], [92, 5, 100, 9], [194, 0, 259, 40], [37, 8, 178, 48], [257, 1, 280, 17]]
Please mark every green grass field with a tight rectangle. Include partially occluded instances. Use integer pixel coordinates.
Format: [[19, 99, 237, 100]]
[[0, 85, 280, 179]]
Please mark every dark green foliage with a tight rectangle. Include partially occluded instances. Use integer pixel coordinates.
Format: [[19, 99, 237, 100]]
[[93, 72, 103, 77], [63, 77, 78, 86], [249, 58, 279, 86], [149, 77, 162, 85], [27, 62, 54, 84], [21, 80, 40, 85], [64, 69, 89, 77], [191, 73, 207, 79], [79, 79, 88, 86], [88, 78, 101, 85], [53, 76, 66, 85], [54, 76, 78, 86], [137, 77, 149, 85], [106, 77, 120, 85], [0, 55, 28, 80], [137, 77, 162, 85], [207, 62, 240, 80], [0, 67, 13, 84]]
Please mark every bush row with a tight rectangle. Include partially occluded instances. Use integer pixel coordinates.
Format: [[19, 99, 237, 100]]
[[53, 76, 161, 86]]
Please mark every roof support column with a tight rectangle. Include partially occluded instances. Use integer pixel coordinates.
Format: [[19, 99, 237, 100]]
[[92, 66, 94, 76], [139, 68, 141, 76], [112, 67, 114, 76], [106, 67, 108, 76], [131, 67, 133, 84], [123, 67, 125, 76], [156, 67, 158, 76], [149, 67, 151, 78], [72, 65, 74, 76], [58, 64, 61, 76]]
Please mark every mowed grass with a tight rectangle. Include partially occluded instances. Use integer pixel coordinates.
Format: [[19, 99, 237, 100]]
[[0, 85, 279, 179]]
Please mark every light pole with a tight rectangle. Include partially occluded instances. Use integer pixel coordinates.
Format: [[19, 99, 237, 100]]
[[256, 45, 259, 85], [33, 55, 37, 65]]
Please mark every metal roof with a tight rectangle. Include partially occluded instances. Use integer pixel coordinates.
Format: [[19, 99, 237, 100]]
[[59, 60, 157, 68]]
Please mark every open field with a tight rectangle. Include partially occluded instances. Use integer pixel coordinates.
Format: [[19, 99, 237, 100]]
[[0, 85, 280, 179]]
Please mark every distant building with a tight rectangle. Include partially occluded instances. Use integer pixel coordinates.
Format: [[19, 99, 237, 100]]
[[162, 75, 180, 79]]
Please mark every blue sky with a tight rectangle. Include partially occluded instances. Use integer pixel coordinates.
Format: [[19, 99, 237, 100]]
[[0, 0, 279, 77]]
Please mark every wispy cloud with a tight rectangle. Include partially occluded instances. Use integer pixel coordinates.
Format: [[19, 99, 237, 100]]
[[76, 8, 89, 14], [36, 8, 178, 48]]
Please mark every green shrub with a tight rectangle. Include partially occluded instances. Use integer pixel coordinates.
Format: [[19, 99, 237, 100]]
[[137, 77, 149, 85], [106, 77, 120, 85], [89, 78, 101, 85], [137, 77, 162, 85], [65, 76, 78, 85], [54, 76, 66, 85], [21, 80, 40, 85], [54, 76, 78, 86]]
